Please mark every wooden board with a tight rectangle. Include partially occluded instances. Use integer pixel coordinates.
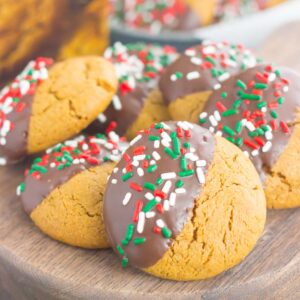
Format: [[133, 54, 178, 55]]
[[1, 22, 300, 300]]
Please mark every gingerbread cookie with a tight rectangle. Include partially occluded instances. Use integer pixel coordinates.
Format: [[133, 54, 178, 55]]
[[87, 42, 178, 140], [18, 133, 128, 249], [199, 65, 300, 209], [0, 56, 117, 165], [104, 121, 266, 280], [159, 41, 259, 122]]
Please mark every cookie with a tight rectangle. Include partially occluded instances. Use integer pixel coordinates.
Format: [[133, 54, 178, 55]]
[[104, 121, 266, 280], [86, 42, 178, 140], [0, 56, 117, 165], [0, 0, 109, 83], [159, 41, 259, 122], [199, 65, 300, 209], [18, 133, 128, 249], [112, 0, 215, 34]]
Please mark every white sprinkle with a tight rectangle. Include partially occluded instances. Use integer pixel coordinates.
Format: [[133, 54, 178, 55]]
[[0, 138, 6, 146], [251, 150, 259, 157], [191, 57, 202, 65], [130, 134, 142, 146], [185, 153, 199, 161], [160, 122, 171, 130], [268, 73, 276, 82], [145, 192, 154, 200], [261, 107, 267, 113], [202, 45, 216, 55], [265, 131, 273, 140], [209, 127, 215, 133], [108, 131, 120, 143], [209, 115, 218, 127], [196, 160, 207, 167], [152, 151, 161, 161], [0, 158, 7, 165], [112, 95, 122, 110], [262, 141, 272, 152], [137, 168, 144, 177], [82, 143, 89, 151], [50, 162, 56, 168], [200, 112, 208, 119], [155, 196, 162, 202], [133, 154, 146, 161], [150, 160, 156, 165], [196, 168, 205, 184], [175, 188, 186, 194], [16, 185, 21, 196], [170, 74, 179, 82], [161, 139, 171, 147], [243, 151, 250, 158], [80, 158, 85, 163], [146, 212, 156, 219], [185, 49, 196, 56], [214, 110, 221, 121], [154, 140, 160, 149], [161, 131, 171, 142], [132, 160, 139, 167], [97, 113, 107, 123], [111, 179, 118, 184], [137, 212, 145, 233], [216, 131, 223, 137], [169, 193, 176, 206], [246, 121, 255, 132], [19, 80, 30, 95], [162, 180, 172, 194], [163, 200, 170, 211], [214, 83, 221, 90], [122, 192, 132, 206], [283, 86, 289, 93], [73, 159, 80, 165], [190, 147, 196, 153], [187, 71, 200, 80], [104, 142, 114, 150], [122, 168, 127, 174], [156, 219, 165, 228], [218, 72, 230, 82], [113, 167, 119, 173], [161, 172, 176, 180]]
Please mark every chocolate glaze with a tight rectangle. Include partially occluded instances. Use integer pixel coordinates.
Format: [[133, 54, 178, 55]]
[[159, 42, 258, 105], [20, 135, 128, 214], [104, 121, 215, 268], [0, 94, 33, 164], [203, 65, 300, 181]]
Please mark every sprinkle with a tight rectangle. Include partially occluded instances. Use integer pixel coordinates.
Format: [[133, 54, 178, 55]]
[[156, 219, 165, 228], [152, 151, 161, 160], [130, 134, 142, 146], [130, 182, 143, 192], [133, 237, 146, 245], [187, 71, 200, 80], [161, 172, 176, 180], [137, 212, 146, 233], [162, 227, 172, 238], [196, 168, 205, 184], [175, 188, 186, 194], [122, 192, 132, 206]]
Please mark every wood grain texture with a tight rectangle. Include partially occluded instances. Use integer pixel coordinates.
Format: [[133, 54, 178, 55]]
[[1, 22, 300, 300]]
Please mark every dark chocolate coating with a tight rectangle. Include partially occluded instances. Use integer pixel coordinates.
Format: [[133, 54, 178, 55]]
[[203, 65, 300, 181], [159, 43, 258, 105], [104, 121, 215, 268], [21, 136, 128, 214], [0, 94, 33, 164]]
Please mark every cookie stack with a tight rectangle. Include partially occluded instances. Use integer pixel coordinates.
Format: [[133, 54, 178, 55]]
[[2, 40, 298, 281]]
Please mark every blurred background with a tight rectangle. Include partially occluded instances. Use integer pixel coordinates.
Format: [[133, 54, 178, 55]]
[[1, 0, 300, 84]]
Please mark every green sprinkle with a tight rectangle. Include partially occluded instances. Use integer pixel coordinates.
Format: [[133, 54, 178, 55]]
[[73, 149, 81, 155], [248, 131, 257, 137], [235, 121, 243, 133], [96, 133, 106, 139], [133, 237, 146, 245], [146, 155, 151, 160], [205, 56, 216, 66], [33, 158, 42, 163], [278, 97, 284, 104], [121, 257, 128, 268], [256, 101, 267, 109], [221, 92, 228, 99], [254, 83, 268, 89], [240, 93, 261, 101], [233, 99, 243, 109], [180, 156, 187, 171], [143, 199, 157, 212], [226, 137, 235, 143], [144, 182, 156, 191], [270, 110, 278, 119], [56, 156, 63, 162], [65, 162, 72, 168], [176, 180, 184, 188], [179, 170, 194, 177], [19, 182, 25, 193], [117, 245, 125, 256], [125, 224, 134, 241], [147, 164, 157, 173], [121, 239, 129, 246], [222, 109, 237, 117], [162, 227, 172, 238], [183, 142, 190, 148], [156, 177, 163, 185], [236, 79, 247, 90], [223, 125, 235, 137], [275, 69, 281, 77], [155, 123, 164, 129], [199, 118, 207, 124], [174, 72, 183, 79], [236, 137, 243, 147], [149, 135, 160, 141], [57, 165, 64, 170], [172, 137, 180, 155], [122, 172, 133, 182], [164, 147, 178, 159], [32, 165, 47, 174], [261, 125, 270, 132]]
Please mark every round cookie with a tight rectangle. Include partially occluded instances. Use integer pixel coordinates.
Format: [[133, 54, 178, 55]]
[[112, 0, 215, 34], [86, 42, 178, 140], [104, 121, 266, 280], [0, 55, 117, 165], [159, 41, 259, 122], [18, 133, 128, 249], [199, 65, 300, 209]]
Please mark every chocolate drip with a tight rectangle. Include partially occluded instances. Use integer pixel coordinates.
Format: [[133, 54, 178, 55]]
[[104, 122, 215, 268]]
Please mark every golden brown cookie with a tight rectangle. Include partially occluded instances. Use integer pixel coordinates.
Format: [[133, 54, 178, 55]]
[[86, 42, 178, 140], [159, 41, 259, 122], [104, 121, 266, 280], [0, 56, 117, 165], [18, 133, 128, 249], [199, 65, 300, 209], [0, 0, 109, 83]]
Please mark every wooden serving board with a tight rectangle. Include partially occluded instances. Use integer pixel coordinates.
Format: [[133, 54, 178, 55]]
[[1, 22, 300, 300]]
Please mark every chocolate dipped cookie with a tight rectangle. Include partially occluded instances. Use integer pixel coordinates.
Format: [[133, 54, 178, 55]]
[[87, 42, 178, 140], [0, 56, 117, 165], [159, 41, 259, 122], [199, 65, 300, 209], [104, 121, 266, 280], [18, 133, 128, 249]]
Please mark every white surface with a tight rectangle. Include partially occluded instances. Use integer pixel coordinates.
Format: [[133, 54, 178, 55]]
[[193, 0, 300, 48]]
